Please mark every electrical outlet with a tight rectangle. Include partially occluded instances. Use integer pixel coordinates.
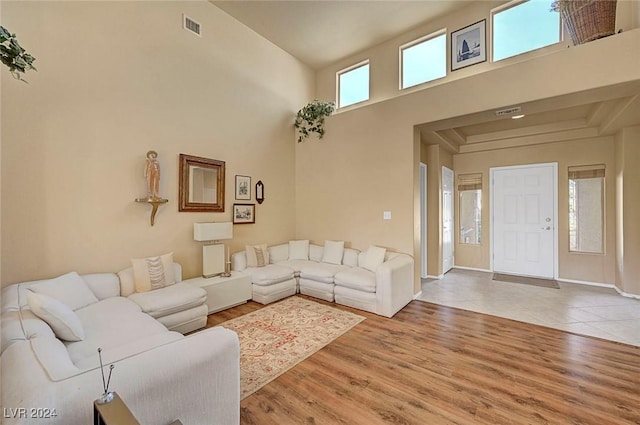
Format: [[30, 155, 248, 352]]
[[383, 211, 392, 220]]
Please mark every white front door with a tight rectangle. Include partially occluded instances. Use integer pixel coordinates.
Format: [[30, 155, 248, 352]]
[[442, 166, 454, 274], [491, 163, 556, 279]]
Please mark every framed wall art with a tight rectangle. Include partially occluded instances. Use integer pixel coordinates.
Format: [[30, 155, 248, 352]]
[[233, 203, 255, 224], [235, 175, 251, 200], [451, 20, 486, 71]]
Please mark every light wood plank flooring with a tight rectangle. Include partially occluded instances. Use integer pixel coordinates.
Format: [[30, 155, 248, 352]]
[[206, 296, 640, 425]]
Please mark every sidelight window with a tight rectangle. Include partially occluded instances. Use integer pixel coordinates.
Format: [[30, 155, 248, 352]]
[[568, 165, 605, 253], [458, 173, 482, 245]]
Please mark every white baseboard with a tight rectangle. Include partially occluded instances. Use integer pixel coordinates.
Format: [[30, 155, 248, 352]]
[[556, 277, 614, 288], [614, 287, 640, 299], [453, 266, 492, 273], [424, 274, 444, 280], [557, 277, 640, 299], [413, 290, 423, 300]]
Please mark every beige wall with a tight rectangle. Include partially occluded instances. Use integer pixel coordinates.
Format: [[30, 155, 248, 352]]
[[317, 0, 639, 109], [306, 18, 640, 293], [1, 1, 314, 285], [454, 137, 617, 284], [615, 126, 640, 295]]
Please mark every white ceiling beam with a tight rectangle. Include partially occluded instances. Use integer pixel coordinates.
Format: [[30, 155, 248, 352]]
[[599, 95, 638, 135], [465, 119, 587, 144], [459, 128, 600, 154]]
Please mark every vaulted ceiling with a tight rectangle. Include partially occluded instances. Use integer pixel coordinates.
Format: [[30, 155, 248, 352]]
[[211, 1, 640, 151], [211, 0, 473, 69]]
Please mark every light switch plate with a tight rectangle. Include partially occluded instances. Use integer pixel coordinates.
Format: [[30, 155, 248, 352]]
[[383, 211, 392, 220]]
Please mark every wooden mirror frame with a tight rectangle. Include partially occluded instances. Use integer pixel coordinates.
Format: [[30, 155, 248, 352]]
[[178, 154, 225, 212]]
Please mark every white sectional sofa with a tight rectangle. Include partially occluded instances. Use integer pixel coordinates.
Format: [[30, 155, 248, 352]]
[[1, 265, 240, 425], [232, 240, 414, 318]]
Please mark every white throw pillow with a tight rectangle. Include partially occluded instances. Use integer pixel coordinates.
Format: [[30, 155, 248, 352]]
[[361, 245, 387, 272], [289, 240, 310, 260], [30, 271, 98, 311], [322, 240, 345, 265], [27, 291, 85, 341], [131, 252, 176, 293], [246, 244, 270, 267]]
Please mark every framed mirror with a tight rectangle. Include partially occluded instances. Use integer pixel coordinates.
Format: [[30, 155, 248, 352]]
[[179, 154, 225, 212]]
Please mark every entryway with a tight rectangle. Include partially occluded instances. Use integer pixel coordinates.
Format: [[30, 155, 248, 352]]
[[491, 163, 557, 279], [442, 166, 454, 274]]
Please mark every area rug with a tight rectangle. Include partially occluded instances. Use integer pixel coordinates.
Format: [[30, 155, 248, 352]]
[[493, 273, 559, 289], [219, 296, 365, 399]]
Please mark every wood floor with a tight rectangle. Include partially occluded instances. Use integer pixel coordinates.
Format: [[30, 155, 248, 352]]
[[206, 297, 640, 425]]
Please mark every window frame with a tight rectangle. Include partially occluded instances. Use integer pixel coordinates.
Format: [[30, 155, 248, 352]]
[[491, 0, 563, 63], [568, 165, 605, 254], [336, 60, 370, 109], [399, 29, 447, 90]]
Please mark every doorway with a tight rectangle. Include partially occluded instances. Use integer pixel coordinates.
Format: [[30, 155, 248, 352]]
[[420, 163, 428, 278], [442, 166, 454, 274], [491, 163, 557, 279]]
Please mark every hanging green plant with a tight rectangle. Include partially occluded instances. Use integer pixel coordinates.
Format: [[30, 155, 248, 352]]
[[0, 25, 37, 83], [294, 99, 335, 143]]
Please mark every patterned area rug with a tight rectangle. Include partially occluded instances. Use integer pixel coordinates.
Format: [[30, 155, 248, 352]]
[[220, 296, 365, 399]]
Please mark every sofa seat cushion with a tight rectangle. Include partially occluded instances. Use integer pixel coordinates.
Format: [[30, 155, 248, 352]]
[[66, 297, 176, 366], [275, 259, 313, 274], [334, 267, 377, 293], [246, 264, 294, 286], [127, 282, 206, 318], [299, 262, 349, 284]]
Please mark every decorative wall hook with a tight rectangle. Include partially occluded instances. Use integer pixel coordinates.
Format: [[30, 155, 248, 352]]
[[256, 180, 264, 204]]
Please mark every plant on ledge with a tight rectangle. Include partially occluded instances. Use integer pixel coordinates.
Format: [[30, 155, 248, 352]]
[[294, 99, 335, 143], [1, 25, 37, 83]]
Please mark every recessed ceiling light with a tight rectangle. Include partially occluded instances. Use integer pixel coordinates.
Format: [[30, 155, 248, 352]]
[[511, 114, 525, 120]]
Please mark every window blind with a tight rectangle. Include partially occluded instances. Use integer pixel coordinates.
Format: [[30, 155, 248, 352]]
[[568, 164, 605, 180], [457, 173, 482, 191]]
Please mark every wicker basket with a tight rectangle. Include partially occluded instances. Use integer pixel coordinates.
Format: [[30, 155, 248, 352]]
[[557, 0, 617, 45]]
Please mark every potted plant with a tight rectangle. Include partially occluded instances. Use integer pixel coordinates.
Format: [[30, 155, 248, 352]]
[[294, 99, 335, 143], [1, 25, 36, 82], [551, 0, 617, 45]]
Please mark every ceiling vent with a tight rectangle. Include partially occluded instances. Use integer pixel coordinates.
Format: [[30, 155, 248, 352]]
[[183, 14, 202, 37], [495, 106, 522, 117]]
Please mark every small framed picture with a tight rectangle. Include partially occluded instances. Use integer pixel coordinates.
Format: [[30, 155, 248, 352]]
[[233, 203, 255, 224], [235, 175, 251, 200], [451, 20, 486, 71]]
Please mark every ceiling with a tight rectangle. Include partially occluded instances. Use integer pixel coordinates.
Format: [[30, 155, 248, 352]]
[[418, 81, 640, 153], [211, 0, 472, 69]]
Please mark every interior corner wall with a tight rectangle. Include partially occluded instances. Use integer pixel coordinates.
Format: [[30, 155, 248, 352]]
[[615, 126, 640, 296], [0, 1, 314, 285]]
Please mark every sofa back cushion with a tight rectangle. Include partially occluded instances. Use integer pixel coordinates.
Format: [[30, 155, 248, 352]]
[[359, 246, 387, 272], [118, 263, 183, 297], [82, 273, 121, 300], [131, 253, 176, 293], [342, 248, 360, 267], [27, 292, 85, 342], [321, 240, 345, 265], [29, 272, 99, 311], [246, 244, 270, 267], [268, 244, 289, 263], [309, 244, 324, 262], [289, 240, 310, 260]]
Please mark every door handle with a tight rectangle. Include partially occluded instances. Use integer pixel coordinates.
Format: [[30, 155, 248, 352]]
[[541, 226, 551, 230]]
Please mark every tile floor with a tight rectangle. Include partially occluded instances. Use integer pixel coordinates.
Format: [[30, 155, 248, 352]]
[[417, 268, 640, 347]]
